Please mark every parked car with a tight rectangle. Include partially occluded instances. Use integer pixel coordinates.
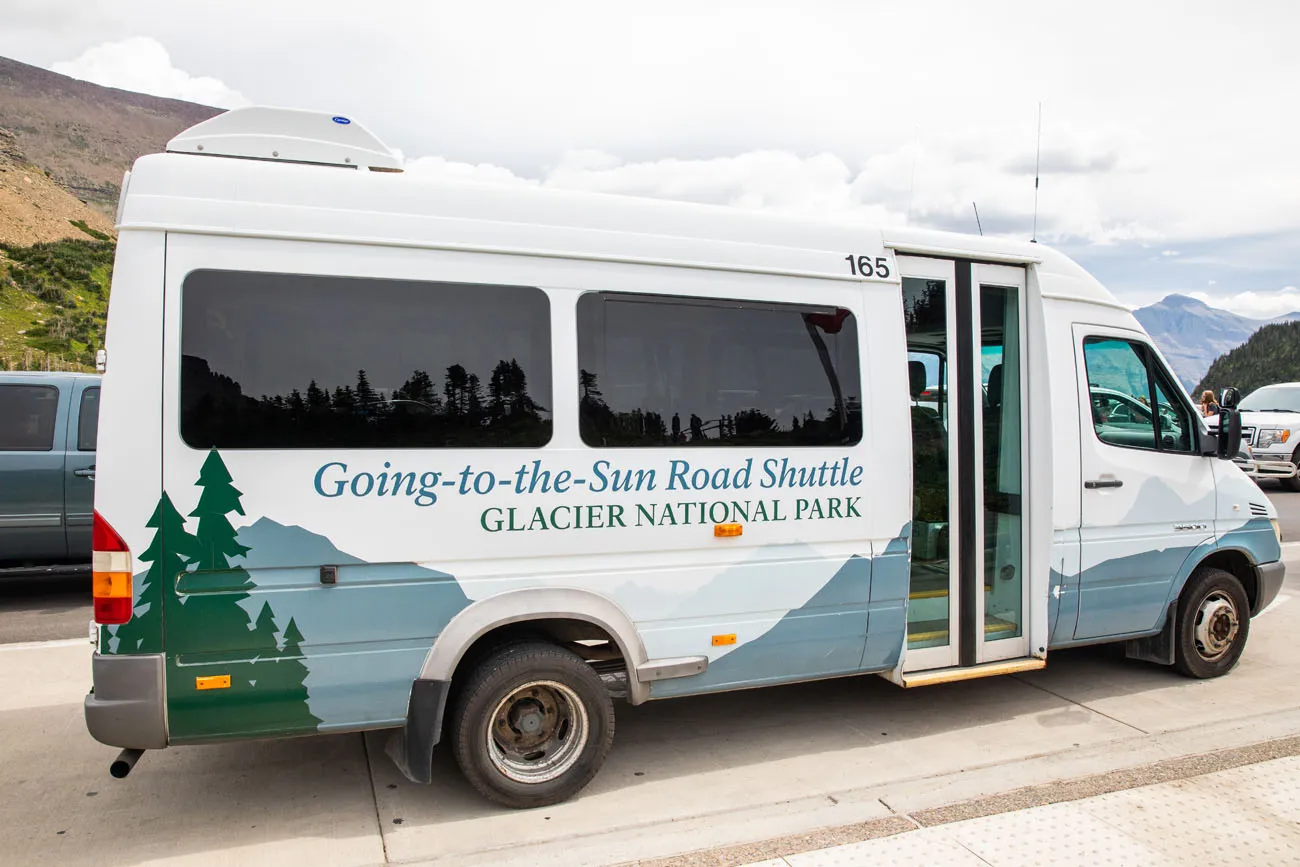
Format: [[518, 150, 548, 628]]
[[1209, 382, 1300, 490], [0, 372, 101, 568]]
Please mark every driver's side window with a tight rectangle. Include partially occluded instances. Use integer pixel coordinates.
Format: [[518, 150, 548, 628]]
[[1083, 337, 1193, 453]]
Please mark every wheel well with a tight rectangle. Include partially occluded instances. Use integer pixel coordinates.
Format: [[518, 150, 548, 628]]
[[1195, 550, 1259, 612], [445, 618, 627, 711]]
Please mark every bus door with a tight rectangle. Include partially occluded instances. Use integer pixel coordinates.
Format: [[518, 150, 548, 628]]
[[897, 256, 1031, 673]]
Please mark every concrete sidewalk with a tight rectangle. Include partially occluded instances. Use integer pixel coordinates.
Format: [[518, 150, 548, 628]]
[[734, 753, 1300, 866]]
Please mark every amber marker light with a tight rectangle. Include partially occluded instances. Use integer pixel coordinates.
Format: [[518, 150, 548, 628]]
[[714, 523, 743, 537], [195, 675, 231, 691], [92, 510, 133, 625]]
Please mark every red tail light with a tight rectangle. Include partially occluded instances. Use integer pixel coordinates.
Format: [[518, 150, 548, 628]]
[[92, 511, 133, 625], [94, 596, 133, 624], [93, 510, 128, 552]]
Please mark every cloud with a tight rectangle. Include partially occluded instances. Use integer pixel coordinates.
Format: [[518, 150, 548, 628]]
[[401, 155, 535, 188], [50, 37, 249, 108], [1188, 287, 1300, 321], [401, 127, 1161, 246]]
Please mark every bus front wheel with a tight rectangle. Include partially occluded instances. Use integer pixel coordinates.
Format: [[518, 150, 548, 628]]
[[1173, 567, 1250, 679], [450, 641, 615, 808]]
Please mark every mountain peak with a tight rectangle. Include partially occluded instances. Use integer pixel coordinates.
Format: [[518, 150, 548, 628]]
[[1159, 294, 1210, 310]]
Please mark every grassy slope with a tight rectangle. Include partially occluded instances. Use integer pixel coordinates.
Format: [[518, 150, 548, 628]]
[[0, 229, 114, 371]]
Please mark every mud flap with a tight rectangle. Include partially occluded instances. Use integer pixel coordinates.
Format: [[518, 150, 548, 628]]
[[385, 677, 450, 785], [1125, 602, 1176, 666]]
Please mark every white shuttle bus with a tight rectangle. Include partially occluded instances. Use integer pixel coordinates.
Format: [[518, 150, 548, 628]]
[[85, 108, 1283, 808]]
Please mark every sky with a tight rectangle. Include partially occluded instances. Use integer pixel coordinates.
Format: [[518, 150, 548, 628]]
[[3, 0, 1298, 317]]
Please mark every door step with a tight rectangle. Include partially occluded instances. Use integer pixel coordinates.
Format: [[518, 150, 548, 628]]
[[900, 657, 1045, 688], [907, 615, 1019, 646]]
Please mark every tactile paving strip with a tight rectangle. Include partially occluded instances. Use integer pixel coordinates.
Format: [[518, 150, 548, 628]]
[[741, 756, 1300, 867], [784, 828, 986, 866]]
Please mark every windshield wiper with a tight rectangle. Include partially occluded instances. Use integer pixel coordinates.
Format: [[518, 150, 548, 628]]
[[1243, 408, 1300, 413]]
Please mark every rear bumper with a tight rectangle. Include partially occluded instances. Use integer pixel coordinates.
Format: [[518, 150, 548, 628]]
[[1255, 560, 1287, 615], [84, 652, 167, 750]]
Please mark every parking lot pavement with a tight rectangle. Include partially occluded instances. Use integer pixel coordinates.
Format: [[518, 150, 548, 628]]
[[1266, 482, 1300, 541], [0, 572, 91, 644], [0, 550, 1296, 867]]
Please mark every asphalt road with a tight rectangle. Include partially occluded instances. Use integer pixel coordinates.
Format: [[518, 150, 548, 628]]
[[0, 572, 90, 644], [1258, 479, 1300, 541], [3, 483, 1299, 645], [4, 548, 1297, 866]]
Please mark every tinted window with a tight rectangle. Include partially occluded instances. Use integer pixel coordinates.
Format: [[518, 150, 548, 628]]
[[0, 385, 58, 451], [181, 270, 552, 449], [578, 292, 861, 447], [1083, 337, 1192, 452], [77, 387, 100, 451]]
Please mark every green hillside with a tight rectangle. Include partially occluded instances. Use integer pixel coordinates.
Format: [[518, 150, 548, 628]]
[[1196, 320, 1300, 397], [0, 230, 114, 371]]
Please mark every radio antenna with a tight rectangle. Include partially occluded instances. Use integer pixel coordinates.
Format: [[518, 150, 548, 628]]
[[1031, 101, 1042, 243], [972, 201, 984, 236]]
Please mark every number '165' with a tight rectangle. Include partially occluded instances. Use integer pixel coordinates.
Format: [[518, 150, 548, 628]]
[[846, 255, 891, 278]]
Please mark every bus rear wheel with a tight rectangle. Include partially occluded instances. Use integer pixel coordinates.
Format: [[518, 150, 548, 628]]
[[451, 641, 614, 808], [1173, 567, 1250, 679]]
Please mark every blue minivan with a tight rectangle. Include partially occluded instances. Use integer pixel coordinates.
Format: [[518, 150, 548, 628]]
[[0, 372, 101, 567]]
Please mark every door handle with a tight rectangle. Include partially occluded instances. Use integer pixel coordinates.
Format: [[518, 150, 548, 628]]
[[74, 466, 96, 480], [1084, 478, 1122, 489]]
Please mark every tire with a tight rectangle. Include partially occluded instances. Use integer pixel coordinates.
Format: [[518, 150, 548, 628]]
[[450, 641, 614, 809], [1173, 567, 1251, 679]]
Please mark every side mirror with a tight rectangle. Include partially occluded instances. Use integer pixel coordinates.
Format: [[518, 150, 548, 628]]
[[1220, 386, 1241, 410], [1216, 407, 1243, 459]]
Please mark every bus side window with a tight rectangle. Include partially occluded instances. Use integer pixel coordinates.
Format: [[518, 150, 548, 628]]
[[1081, 337, 1193, 454]]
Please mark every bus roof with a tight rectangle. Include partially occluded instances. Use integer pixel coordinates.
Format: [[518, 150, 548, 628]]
[[120, 117, 1118, 308]]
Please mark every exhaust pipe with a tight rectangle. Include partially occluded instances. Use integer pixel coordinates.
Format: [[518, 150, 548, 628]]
[[110, 748, 144, 779]]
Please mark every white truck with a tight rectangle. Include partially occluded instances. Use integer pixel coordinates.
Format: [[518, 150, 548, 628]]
[[1229, 382, 1300, 490]]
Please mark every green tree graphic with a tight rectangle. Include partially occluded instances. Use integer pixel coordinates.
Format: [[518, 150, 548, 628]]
[[166, 450, 321, 738], [271, 617, 315, 712], [110, 493, 198, 655], [190, 449, 253, 574], [249, 601, 280, 660]]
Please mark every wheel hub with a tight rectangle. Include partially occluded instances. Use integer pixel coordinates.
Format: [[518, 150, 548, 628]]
[[1194, 592, 1239, 661], [487, 680, 589, 784]]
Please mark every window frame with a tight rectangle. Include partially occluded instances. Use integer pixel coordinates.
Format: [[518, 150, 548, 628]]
[[576, 289, 863, 449], [1082, 336, 1197, 455], [0, 384, 59, 452]]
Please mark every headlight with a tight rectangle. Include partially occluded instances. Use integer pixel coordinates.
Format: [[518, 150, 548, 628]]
[[1257, 428, 1291, 448], [1272, 518, 1283, 544]]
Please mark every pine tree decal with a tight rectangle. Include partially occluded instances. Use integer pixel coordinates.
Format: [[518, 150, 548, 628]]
[[111, 493, 197, 655], [274, 617, 316, 713], [190, 449, 253, 578], [249, 602, 280, 661], [165, 449, 321, 738]]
